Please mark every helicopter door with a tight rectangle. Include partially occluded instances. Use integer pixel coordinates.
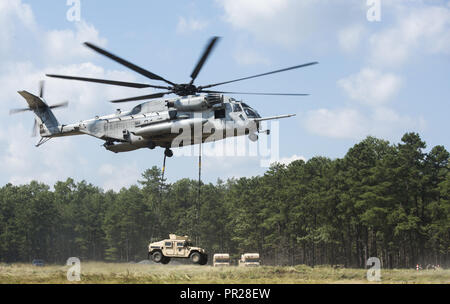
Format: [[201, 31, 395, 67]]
[[214, 108, 225, 119], [224, 103, 233, 121]]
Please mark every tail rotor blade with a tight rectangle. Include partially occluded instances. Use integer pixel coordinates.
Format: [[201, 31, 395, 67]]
[[32, 119, 38, 137], [39, 81, 44, 98], [49, 101, 69, 110], [9, 108, 31, 115]]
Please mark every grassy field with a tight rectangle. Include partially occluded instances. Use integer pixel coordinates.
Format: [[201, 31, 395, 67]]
[[0, 262, 448, 284]]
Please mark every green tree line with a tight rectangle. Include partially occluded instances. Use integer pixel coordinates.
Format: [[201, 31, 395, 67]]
[[0, 133, 448, 268]]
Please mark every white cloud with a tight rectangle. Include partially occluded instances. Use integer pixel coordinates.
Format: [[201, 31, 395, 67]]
[[218, 0, 365, 47], [338, 24, 366, 53], [303, 107, 425, 140], [338, 68, 402, 106], [305, 66, 422, 140], [0, 0, 152, 188], [233, 47, 270, 66], [369, 5, 450, 67], [370, 107, 426, 135], [219, 0, 450, 62], [203, 155, 263, 180], [0, 0, 36, 53], [0, 122, 84, 186], [219, 0, 298, 46], [1, 61, 145, 123], [275, 154, 307, 166], [304, 108, 367, 139], [176, 17, 207, 34], [44, 20, 107, 62], [99, 163, 141, 191]]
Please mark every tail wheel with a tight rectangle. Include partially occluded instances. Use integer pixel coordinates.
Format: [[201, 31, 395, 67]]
[[164, 148, 173, 158], [190, 252, 201, 264], [151, 251, 163, 263]]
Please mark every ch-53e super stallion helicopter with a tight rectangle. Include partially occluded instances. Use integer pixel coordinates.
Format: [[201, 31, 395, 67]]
[[11, 37, 317, 159]]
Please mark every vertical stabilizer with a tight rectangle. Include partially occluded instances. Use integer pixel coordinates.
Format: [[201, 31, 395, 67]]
[[17, 91, 60, 136]]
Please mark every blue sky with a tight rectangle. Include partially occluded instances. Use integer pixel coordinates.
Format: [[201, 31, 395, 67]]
[[1, 0, 449, 190]]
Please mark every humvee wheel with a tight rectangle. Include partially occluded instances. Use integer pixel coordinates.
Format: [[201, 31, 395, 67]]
[[161, 257, 171, 264], [199, 254, 208, 265], [152, 251, 163, 263], [190, 252, 201, 264]]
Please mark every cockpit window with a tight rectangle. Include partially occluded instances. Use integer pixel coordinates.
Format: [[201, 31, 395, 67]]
[[233, 104, 242, 112], [241, 102, 250, 108], [244, 108, 259, 118], [130, 104, 142, 115]]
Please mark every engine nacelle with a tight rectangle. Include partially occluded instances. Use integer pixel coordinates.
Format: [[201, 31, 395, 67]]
[[205, 93, 223, 106], [167, 94, 223, 111], [168, 96, 206, 111], [134, 117, 207, 137]]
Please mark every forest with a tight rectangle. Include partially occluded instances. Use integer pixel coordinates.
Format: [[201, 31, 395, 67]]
[[0, 132, 448, 269]]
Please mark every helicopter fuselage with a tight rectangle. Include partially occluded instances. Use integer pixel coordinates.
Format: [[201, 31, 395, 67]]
[[41, 94, 287, 153]]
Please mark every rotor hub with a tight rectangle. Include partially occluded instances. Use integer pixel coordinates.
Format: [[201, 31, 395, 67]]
[[173, 84, 198, 96]]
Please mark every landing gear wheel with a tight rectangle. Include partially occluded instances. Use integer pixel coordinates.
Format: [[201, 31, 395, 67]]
[[248, 133, 259, 142], [151, 251, 163, 263], [164, 148, 173, 158], [190, 252, 202, 264], [161, 257, 171, 264]]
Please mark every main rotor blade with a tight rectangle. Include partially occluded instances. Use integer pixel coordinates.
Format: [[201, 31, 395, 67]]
[[49, 101, 69, 110], [201, 90, 309, 96], [10, 108, 31, 115], [84, 42, 176, 86], [200, 62, 319, 89], [39, 80, 44, 98], [190, 36, 220, 85], [46, 74, 170, 89], [110, 92, 171, 103]]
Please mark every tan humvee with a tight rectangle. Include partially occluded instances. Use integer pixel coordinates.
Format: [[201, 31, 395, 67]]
[[238, 253, 260, 266], [213, 253, 230, 267], [148, 234, 208, 265]]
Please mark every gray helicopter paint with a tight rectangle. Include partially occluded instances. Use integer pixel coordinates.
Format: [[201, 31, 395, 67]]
[[18, 91, 61, 135], [18, 92, 293, 153]]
